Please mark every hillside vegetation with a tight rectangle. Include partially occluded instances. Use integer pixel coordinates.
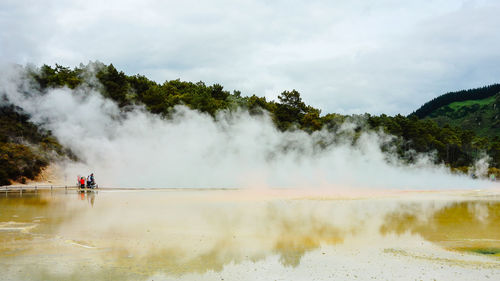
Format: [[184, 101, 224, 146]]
[[426, 93, 500, 138], [412, 84, 500, 118], [412, 84, 500, 138], [0, 105, 70, 185], [0, 63, 499, 185]]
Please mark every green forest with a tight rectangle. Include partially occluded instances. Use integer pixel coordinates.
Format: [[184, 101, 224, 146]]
[[1, 63, 499, 185]]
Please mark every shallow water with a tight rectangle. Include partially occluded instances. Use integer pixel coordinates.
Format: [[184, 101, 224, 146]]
[[1, 189, 500, 280]]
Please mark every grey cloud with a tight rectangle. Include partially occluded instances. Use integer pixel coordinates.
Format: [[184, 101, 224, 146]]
[[1, 0, 500, 115]]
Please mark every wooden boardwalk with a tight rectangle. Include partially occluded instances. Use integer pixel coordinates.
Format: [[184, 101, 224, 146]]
[[0, 185, 81, 193], [0, 185, 239, 193]]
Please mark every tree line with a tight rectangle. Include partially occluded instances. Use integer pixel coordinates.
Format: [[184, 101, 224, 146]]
[[1, 62, 499, 184]]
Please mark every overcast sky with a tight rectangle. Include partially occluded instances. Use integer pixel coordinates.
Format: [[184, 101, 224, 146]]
[[1, 0, 500, 115]]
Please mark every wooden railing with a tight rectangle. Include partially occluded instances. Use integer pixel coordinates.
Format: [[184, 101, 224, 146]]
[[0, 185, 78, 192]]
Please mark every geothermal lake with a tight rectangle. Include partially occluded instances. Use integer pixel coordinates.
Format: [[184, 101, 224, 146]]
[[1, 188, 500, 280]]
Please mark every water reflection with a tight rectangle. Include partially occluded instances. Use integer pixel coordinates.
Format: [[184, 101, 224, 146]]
[[380, 201, 500, 254], [78, 190, 98, 206], [0, 190, 499, 280]]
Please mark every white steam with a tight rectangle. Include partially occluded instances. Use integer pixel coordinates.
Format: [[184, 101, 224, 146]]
[[0, 65, 495, 189], [471, 154, 491, 178]]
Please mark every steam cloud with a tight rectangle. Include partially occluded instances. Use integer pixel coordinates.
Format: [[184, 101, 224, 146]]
[[0, 65, 495, 189]]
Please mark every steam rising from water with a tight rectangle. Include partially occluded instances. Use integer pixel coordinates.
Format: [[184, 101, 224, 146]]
[[0, 65, 494, 189]]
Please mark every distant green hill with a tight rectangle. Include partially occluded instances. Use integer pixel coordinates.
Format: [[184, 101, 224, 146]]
[[412, 85, 500, 138], [428, 94, 500, 137]]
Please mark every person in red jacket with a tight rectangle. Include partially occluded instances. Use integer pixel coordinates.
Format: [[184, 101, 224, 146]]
[[80, 177, 85, 189]]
